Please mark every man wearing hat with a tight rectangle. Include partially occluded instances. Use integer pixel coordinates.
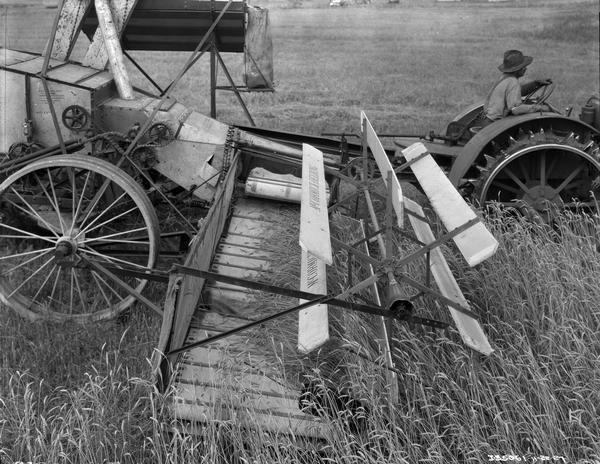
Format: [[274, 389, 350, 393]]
[[481, 49, 551, 125]]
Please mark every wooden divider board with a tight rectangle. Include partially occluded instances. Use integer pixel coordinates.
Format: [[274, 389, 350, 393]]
[[360, 111, 404, 228], [402, 142, 498, 267], [404, 197, 493, 355], [298, 144, 331, 353], [83, 0, 140, 69], [299, 144, 332, 264], [47, 0, 93, 61]]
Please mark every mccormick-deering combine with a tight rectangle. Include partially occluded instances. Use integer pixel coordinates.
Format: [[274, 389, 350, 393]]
[[1, 0, 598, 437]]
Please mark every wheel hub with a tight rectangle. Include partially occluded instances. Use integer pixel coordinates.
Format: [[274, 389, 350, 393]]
[[55, 237, 78, 259], [521, 184, 560, 211]]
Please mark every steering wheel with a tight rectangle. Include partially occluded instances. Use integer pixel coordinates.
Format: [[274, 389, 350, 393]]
[[522, 81, 555, 106]]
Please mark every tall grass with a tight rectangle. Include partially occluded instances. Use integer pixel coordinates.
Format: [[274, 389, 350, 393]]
[[1, 209, 599, 462]]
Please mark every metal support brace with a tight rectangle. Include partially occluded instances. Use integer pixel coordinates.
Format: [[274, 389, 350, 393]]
[[215, 50, 256, 126], [393, 150, 429, 174]]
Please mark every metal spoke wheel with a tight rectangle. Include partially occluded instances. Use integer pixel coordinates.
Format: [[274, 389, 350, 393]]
[[0, 155, 159, 322], [477, 131, 600, 222]]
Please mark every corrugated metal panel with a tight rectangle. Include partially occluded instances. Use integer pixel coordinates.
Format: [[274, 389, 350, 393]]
[[82, 0, 246, 52]]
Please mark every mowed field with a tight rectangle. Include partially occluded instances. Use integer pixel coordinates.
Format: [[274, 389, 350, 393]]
[[1, 1, 600, 463]]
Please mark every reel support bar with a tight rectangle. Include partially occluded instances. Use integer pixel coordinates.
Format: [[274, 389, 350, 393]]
[[169, 263, 385, 315], [166, 271, 447, 357], [396, 272, 479, 319], [167, 293, 334, 357]]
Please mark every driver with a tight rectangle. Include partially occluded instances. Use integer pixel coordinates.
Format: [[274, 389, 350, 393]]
[[481, 49, 551, 126]]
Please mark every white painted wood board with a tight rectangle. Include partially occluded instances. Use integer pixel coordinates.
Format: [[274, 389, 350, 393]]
[[404, 197, 493, 355], [360, 111, 404, 228], [298, 144, 331, 353], [402, 142, 498, 267]]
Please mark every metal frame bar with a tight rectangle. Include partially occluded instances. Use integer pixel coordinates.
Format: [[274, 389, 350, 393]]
[[214, 49, 255, 126], [123, 49, 163, 95], [41, 0, 66, 76], [83, 257, 164, 317]]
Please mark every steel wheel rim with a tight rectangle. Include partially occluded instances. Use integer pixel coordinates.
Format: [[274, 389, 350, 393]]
[[0, 155, 159, 322], [479, 142, 600, 219]]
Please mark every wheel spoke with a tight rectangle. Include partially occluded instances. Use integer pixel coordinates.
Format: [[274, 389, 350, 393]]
[[77, 204, 140, 239], [554, 166, 583, 195], [504, 168, 531, 195], [6, 191, 61, 238], [539, 152, 546, 187], [72, 270, 88, 313], [70, 170, 93, 235], [81, 226, 150, 245], [48, 168, 68, 234], [76, 190, 128, 237], [92, 270, 127, 303], [30, 263, 58, 304], [78, 247, 150, 269], [7, 255, 55, 299], [0, 248, 53, 274], [69, 268, 75, 314], [0, 246, 54, 263], [32, 171, 65, 234], [0, 222, 56, 244], [518, 158, 531, 184], [91, 271, 119, 308], [49, 266, 63, 303], [85, 239, 151, 246], [77, 174, 119, 234], [68, 167, 77, 232]]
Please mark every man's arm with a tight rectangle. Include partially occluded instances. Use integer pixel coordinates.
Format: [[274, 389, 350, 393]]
[[508, 80, 548, 115]]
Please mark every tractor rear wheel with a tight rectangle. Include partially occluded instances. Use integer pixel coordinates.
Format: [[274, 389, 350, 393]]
[[0, 155, 160, 322], [475, 129, 600, 222]]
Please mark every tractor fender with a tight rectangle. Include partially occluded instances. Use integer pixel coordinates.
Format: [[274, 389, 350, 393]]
[[448, 113, 600, 185]]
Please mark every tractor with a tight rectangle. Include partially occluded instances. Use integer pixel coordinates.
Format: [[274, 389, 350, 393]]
[[393, 85, 600, 221]]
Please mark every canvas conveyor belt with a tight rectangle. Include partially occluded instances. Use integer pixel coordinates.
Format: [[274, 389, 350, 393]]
[[169, 196, 331, 437]]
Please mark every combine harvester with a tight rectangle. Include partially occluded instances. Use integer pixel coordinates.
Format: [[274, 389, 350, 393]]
[[1, 0, 501, 437]]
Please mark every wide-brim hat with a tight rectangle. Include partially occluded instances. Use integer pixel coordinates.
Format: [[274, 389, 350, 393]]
[[498, 49, 533, 73]]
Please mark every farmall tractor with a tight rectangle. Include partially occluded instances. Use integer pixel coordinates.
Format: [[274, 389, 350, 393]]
[[394, 87, 600, 220]]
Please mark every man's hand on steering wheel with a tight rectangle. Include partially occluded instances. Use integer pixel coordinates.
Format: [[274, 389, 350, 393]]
[[522, 79, 555, 106]]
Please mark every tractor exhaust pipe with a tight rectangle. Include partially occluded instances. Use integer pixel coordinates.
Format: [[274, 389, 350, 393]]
[[94, 0, 134, 100]]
